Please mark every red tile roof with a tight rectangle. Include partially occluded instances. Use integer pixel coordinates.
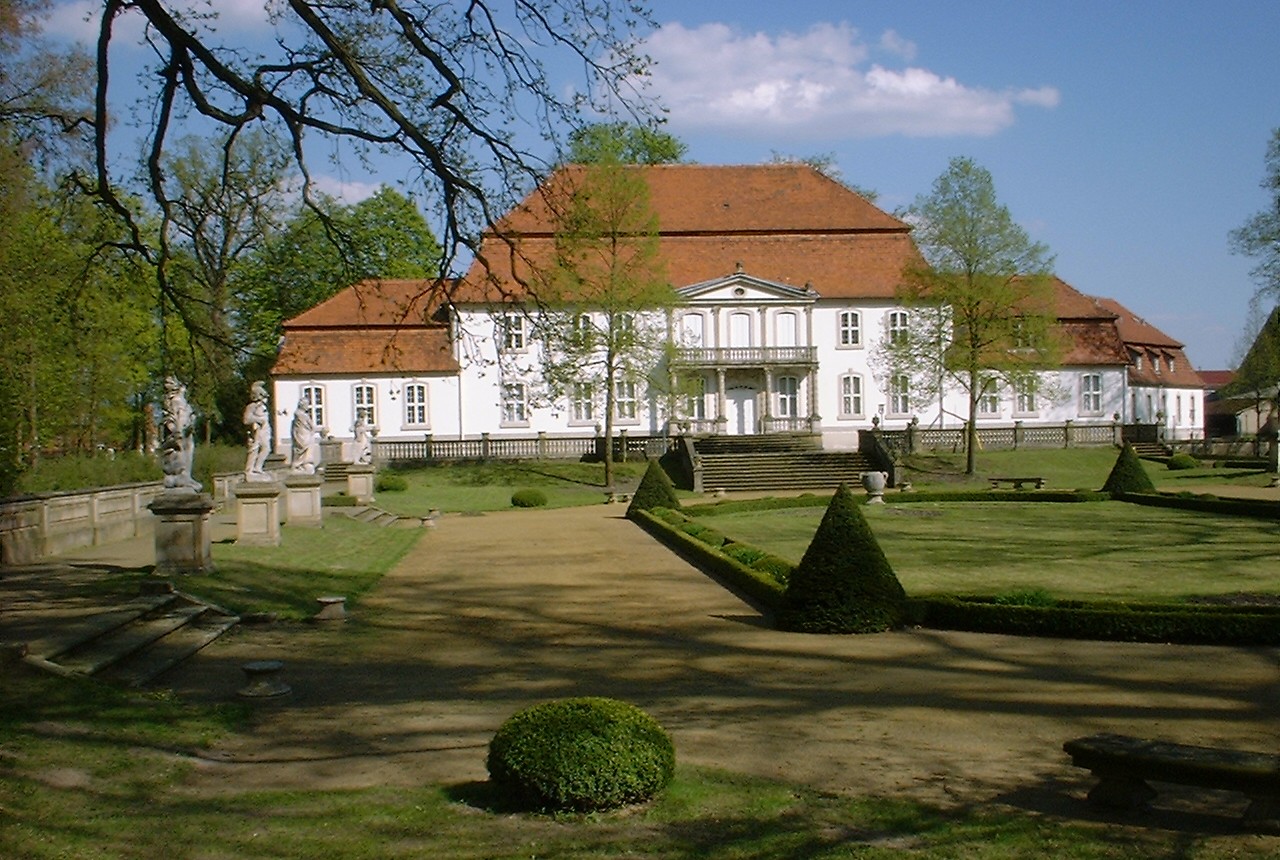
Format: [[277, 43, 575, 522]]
[[272, 328, 458, 376], [274, 279, 458, 376], [456, 164, 921, 303], [1090, 296, 1203, 388], [1092, 297, 1183, 348]]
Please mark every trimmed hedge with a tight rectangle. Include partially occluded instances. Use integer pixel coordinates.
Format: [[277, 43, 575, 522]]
[[487, 697, 675, 812], [511, 488, 549, 508], [684, 489, 1107, 517], [1101, 444, 1156, 494], [630, 508, 787, 609], [375, 471, 409, 492], [626, 460, 681, 517], [1167, 452, 1201, 470], [910, 595, 1280, 646], [778, 484, 907, 634], [1115, 491, 1280, 520]]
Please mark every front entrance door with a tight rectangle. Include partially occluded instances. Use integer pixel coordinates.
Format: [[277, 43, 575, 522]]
[[725, 387, 758, 435]]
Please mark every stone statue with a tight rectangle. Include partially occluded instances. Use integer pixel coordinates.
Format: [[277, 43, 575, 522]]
[[160, 376, 201, 491], [290, 398, 321, 474], [352, 414, 373, 465], [243, 381, 272, 481]]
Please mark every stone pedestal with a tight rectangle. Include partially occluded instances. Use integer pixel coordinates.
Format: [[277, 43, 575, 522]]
[[346, 463, 375, 505], [148, 490, 216, 574], [234, 481, 283, 546], [284, 473, 324, 527]]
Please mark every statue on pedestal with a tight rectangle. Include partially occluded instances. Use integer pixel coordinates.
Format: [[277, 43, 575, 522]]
[[160, 376, 201, 491], [243, 381, 272, 481], [352, 414, 373, 465], [290, 398, 321, 474]]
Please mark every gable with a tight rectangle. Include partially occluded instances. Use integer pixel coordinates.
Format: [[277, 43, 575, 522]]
[[677, 273, 816, 304]]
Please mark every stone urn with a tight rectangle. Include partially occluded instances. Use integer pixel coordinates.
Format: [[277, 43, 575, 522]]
[[860, 470, 889, 504]]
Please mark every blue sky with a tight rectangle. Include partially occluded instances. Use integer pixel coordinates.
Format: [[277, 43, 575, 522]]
[[48, 1, 1280, 370]]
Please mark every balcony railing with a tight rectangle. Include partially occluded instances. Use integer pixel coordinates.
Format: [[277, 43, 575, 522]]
[[672, 346, 818, 366]]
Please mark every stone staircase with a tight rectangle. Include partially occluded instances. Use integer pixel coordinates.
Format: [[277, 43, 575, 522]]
[[694, 436, 876, 493], [22, 585, 238, 687], [1129, 441, 1172, 460], [341, 505, 434, 528]]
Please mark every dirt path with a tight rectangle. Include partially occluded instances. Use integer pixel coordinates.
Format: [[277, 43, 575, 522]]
[[156, 503, 1280, 816]]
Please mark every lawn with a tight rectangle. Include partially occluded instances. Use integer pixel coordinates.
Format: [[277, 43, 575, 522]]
[[704, 500, 1280, 601], [2, 667, 1276, 859], [370, 458, 654, 515]]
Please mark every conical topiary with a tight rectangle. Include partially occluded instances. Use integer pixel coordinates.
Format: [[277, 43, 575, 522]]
[[626, 459, 682, 518], [778, 484, 907, 634], [1101, 443, 1156, 495]]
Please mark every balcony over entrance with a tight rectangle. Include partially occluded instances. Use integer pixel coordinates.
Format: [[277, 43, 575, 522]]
[[672, 346, 817, 367]]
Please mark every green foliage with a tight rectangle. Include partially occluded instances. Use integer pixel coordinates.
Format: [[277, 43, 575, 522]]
[[1101, 444, 1157, 494], [630, 509, 786, 608], [1167, 452, 1201, 470], [510, 488, 548, 507], [1116, 491, 1280, 520], [911, 595, 1280, 646], [779, 485, 907, 634], [487, 697, 675, 812], [565, 121, 687, 165], [626, 460, 682, 516], [14, 451, 161, 495], [376, 472, 409, 492], [1230, 127, 1280, 304]]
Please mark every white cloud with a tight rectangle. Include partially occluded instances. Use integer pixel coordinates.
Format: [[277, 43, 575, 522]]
[[310, 175, 383, 203], [644, 21, 1059, 139], [45, 1, 271, 45]]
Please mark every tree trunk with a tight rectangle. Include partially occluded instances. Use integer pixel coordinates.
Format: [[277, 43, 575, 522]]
[[965, 367, 980, 475]]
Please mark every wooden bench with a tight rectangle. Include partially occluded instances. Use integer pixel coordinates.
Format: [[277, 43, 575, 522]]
[[988, 476, 1045, 490], [1063, 733, 1280, 831]]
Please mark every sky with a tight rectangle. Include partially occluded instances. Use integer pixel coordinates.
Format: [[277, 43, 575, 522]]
[[45, 1, 1280, 371]]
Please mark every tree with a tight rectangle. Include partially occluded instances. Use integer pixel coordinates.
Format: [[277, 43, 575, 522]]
[[235, 186, 442, 377], [566, 122, 687, 165], [881, 156, 1056, 476], [79, 1, 657, 323], [1230, 128, 1280, 304], [532, 161, 672, 488]]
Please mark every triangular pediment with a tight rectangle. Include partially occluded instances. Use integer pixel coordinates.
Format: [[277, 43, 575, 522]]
[[676, 273, 816, 304]]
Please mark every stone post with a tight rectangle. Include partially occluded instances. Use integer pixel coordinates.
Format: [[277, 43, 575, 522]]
[[148, 490, 216, 574], [1064, 419, 1074, 449], [233, 481, 283, 547], [1013, 420, 1024, 450], [346, 463, 375, 505], [283, 473, 324, 527]]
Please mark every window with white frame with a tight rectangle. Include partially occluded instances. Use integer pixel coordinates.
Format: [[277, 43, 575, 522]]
[[572, 313, 594, 349], [403, 383, 428, 427], [1014, 380, 1037, 415], [1081, 374, 1102, 414], [838, 374, 863, 419], [1133, 352, 1143, 371], [502, 315, 526, 351], [614, 380, 638, 421], [838, 310, 861, 347], [301, 385, 325, 428], [353, 384, 376, 425], [571, 382, 594, 423], [889, 374, 910, 415], [888, 310, 909, 345], [1190, 397, 1197, 426], [1152, 352, 1161, 375], [1167, 355, 1175, 373], [1175, 395, 1183, 425], [978, 383, 999, 415], [501, 382, 528, 425], [775, 312, 797, 348], [776, 376, 799, 418], [685, 376, 706, 419]]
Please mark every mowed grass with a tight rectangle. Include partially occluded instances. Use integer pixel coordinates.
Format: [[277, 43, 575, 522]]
[[705, 501, 1280, 601], [4, 666, 1277, 859], [371, 459, 653, 515]]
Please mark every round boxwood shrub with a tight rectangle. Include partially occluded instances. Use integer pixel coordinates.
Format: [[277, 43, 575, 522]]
[[487, 697, 675, 812], [778, 483, 907, 634], [375, 471, 408, 492], [1167, 452, 1200, 470], [511, 488, 548, 508], [1101, 443, 1156, 494]]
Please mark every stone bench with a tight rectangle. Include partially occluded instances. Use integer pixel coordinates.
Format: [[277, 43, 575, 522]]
[[1063, 733, 1280, 831], [988, 476, 1045, 490], [605, 492, 632, 504]]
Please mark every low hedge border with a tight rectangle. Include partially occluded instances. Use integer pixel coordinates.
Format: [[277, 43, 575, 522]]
[[1116, 491, 1280, 520], [909, 596, 1280, 646], [684, 489, 1109, 518], [629, 508, 787, 610]]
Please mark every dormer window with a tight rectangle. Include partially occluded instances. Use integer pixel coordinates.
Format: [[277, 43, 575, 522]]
[[1152, 353, 1161, 375], [1133, 352, 1142, 371], [1166, 355, 1175, 373]]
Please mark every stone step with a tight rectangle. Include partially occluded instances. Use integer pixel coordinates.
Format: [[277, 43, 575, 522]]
[[27, 594, 181, 661], [55, 602, 209, 676], [98, 610, 240, 687]]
